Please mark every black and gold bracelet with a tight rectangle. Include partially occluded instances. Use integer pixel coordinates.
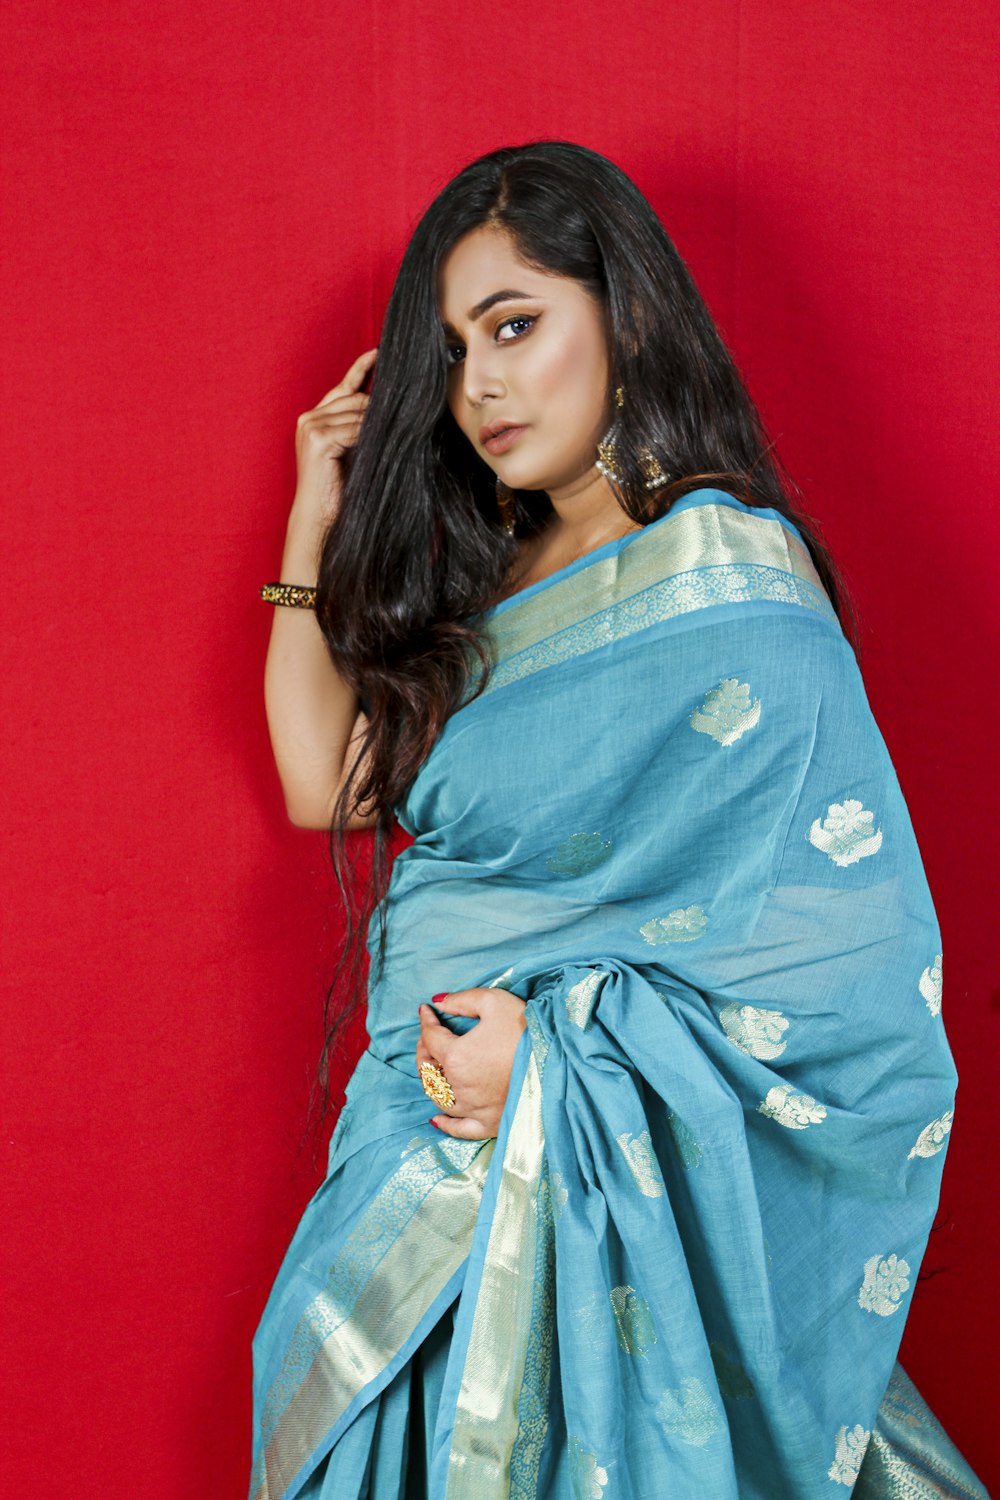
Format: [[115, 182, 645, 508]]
[[259, 582, 317, 609]]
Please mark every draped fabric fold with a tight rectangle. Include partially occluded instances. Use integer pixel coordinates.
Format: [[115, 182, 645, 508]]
[[249, 489, 985, 1499]]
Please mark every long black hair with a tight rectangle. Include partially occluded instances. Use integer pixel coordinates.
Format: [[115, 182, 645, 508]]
[[305, 138, 859, 1141]]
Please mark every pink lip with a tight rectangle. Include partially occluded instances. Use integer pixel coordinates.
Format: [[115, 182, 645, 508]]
[[484, 425, 528, 454]]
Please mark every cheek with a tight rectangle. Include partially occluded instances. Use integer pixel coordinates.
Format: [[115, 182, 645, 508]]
[[535, 328, 585, 391], [535, 326, 607, 432]]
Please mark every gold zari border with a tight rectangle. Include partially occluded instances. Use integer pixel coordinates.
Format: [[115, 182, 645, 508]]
[[858, 1363, 990, 1498], [475, 502, 838, 696], [445, 1049, 547, 1499], [251, 1139, 495, 1500]]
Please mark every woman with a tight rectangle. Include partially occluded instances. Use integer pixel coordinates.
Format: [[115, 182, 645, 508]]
[[251, 142, 985, 1499]]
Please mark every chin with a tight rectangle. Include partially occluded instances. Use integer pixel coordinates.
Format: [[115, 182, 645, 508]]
[[495, 465, 535, 489]]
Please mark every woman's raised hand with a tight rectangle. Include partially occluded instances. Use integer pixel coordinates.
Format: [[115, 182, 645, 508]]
[[265, 346, 378, 828], [416, 989, 528, 1140], [292, 346, 378, 534]]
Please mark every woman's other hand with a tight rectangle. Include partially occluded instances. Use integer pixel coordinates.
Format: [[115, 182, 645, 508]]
[[416, 988, 528, 1140], [290, 345, 378, 545]]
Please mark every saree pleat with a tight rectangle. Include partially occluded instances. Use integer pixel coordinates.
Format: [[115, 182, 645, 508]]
[[249, 488, 987, 1499], [295, 1298, 458, 1500]]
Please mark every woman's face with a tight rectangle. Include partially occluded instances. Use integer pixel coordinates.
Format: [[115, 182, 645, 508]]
[[437, 225, 613, 500]]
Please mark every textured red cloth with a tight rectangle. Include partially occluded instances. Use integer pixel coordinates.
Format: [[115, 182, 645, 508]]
[[2, 0, 996, 1493]]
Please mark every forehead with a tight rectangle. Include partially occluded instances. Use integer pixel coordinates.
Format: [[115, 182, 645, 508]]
[[437, 226, 566, 322]]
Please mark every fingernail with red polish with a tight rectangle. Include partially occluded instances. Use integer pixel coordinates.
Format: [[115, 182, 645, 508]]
[[429, 1119, 441, 1129], [431, 992, 447, 1003]]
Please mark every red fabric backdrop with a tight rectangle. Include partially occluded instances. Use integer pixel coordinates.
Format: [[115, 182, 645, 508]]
[[3, 1, 997, 1493]]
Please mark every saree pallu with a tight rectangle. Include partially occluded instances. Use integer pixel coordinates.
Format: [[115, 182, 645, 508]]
[[249, 488, 987, 1500]]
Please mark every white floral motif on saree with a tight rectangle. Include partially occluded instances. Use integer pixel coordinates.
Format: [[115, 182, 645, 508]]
[[857, 1252, 912, 1316], [757, 1082, 827, 1129], [639, 903, 709, 944], [919, 952, 944, 1016], [828, 1423, 872, 1485], [907, 1110, 954, 1159], [808, 797, 883, 865], [689, 676, 762, 744], [720, 1002, 790, 1059]]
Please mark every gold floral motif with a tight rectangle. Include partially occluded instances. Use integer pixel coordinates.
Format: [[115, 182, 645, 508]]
[[757, 1082, 827, 1130], [690, 677, 761, 745], [568, 1435, 609, 1498], [807, 798, 883, 866], [828, 1422, 871, 1485], [615, 1127, 665, 1197], [919, 952, 943, 1016], [720, 1002, 789, 1060], [573, 1289, 607, 1343], [907, 1110, 954, 1160], [259, 582, 317, 608], [565, 971, 604, 1030], [639, 904, 709, 944], [667, 1110, 703, 1168], [545, 831, 614, 877], [610, 1284, 657, 1356], [657, 1376, 722, 1447], [857, 1252, 911, 1317]]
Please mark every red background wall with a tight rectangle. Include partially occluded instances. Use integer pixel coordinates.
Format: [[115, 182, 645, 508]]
[[3, 2, 997, 1494]]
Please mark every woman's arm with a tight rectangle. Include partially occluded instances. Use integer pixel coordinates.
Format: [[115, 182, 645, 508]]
[[264, 501, 377, 830], [264, 349, 379, 831]]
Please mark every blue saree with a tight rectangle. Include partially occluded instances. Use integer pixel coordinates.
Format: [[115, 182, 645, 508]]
[[249, 488, 986, 1499]]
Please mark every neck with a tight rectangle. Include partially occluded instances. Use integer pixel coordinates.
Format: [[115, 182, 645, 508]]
[[542, 468, 643, 554]]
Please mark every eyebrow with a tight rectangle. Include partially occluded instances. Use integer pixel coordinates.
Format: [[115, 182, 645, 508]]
[[439, 288, 539, 335]]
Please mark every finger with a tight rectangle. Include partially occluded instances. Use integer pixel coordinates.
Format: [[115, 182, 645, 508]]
[[431, 990, 484, 1017], [310, 392, 369, 413], [298, 395, 369, 426], [297, 418, 366, 452], [415, 1035, 448, 1074], [431, 1115, 494, 1141], [297, 416, 365, 460], [417, 1005, 453, 1065], [315, 348, 379, 406]]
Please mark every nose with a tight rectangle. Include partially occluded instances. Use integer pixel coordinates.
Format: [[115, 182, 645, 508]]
[[459, 338, 506, 412]]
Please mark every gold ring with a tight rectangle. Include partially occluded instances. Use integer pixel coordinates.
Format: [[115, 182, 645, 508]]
[[419, 1060, 457, 1110]]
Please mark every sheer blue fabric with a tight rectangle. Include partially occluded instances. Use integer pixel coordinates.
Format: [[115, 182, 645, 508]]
[[249, 489, 984, 1499]]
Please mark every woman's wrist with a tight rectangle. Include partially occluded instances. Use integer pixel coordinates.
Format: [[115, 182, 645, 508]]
[[280, 498, 329, 583]]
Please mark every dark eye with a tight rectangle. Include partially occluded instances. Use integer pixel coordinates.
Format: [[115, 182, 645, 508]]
[[496, 315, 535, 343], [444, 314, 536, 366]]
